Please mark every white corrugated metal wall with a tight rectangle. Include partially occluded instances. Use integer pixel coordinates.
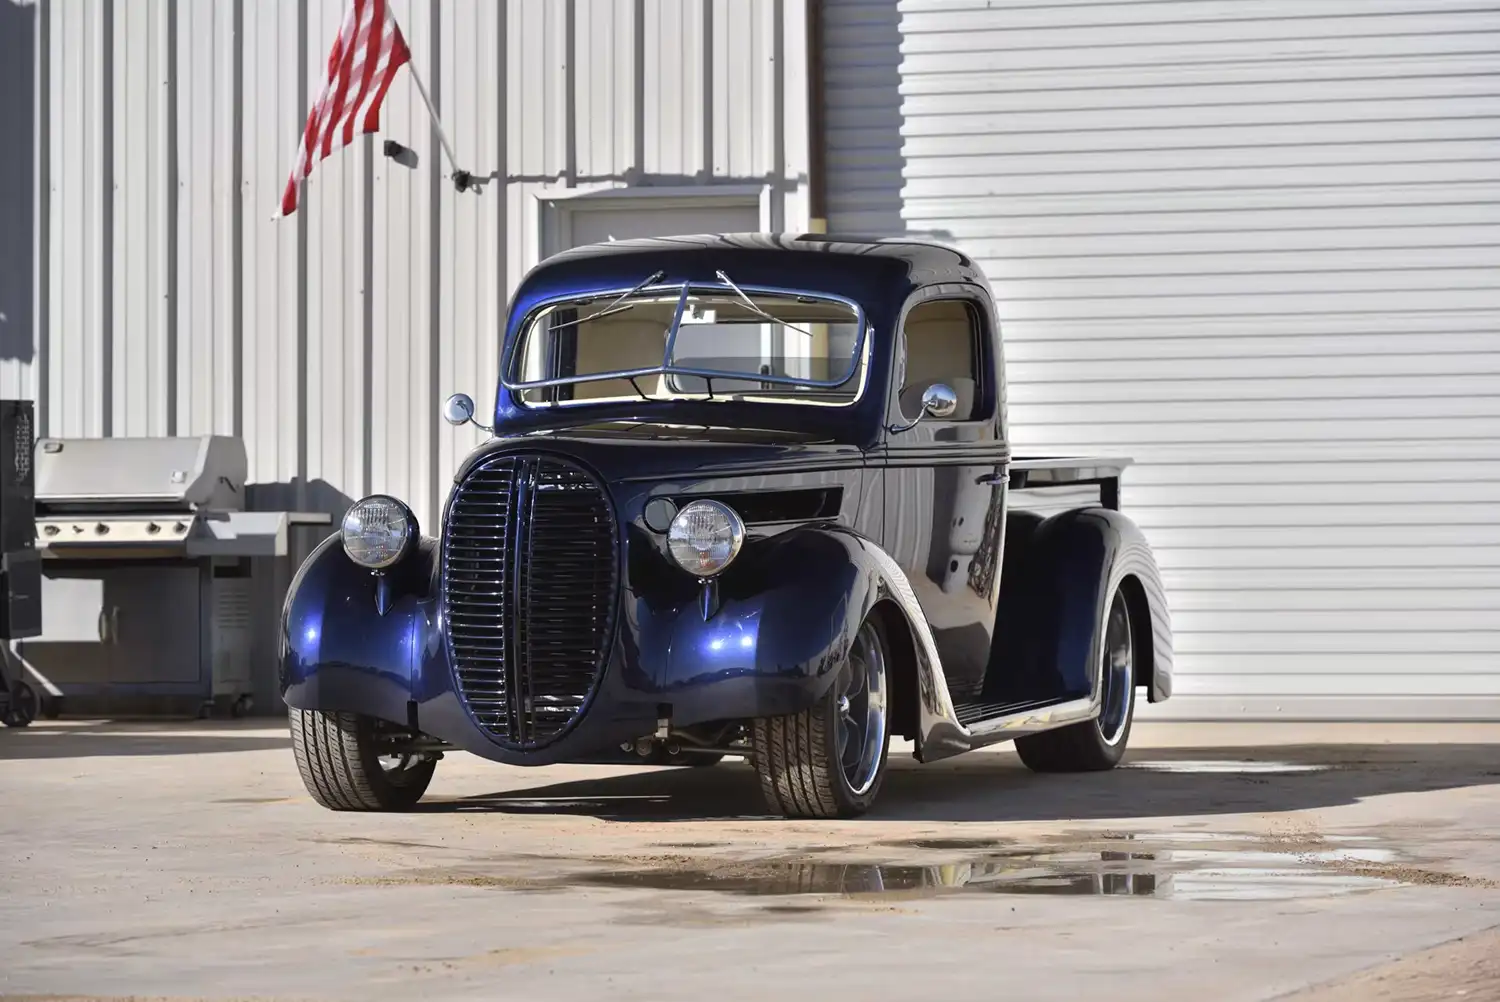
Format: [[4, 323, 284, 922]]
[[22, 0, 807, 707], [27, 0, 807, 534], [825, 0, 1500, 719]]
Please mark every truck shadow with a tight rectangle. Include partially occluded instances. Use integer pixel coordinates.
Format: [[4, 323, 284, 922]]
[[421, 743, 1500, 823]]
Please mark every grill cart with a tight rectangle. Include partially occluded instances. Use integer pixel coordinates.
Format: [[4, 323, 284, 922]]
[[17, 435, 328, 719], [281, 234, 1175, 818]]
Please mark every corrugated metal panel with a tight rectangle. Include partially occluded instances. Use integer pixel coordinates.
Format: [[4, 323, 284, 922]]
[[822, 0, 904, 232], [34, 0, 806, 705], [35, 0, 805, 531], [827, 0, 1500, 719]]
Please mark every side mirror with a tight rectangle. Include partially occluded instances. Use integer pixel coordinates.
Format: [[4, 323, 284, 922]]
[[442, 393, 476, 427], [888, 382, 958, 434], [921, 382, 958, 420]]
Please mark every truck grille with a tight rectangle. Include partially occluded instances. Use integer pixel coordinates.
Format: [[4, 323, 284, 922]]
[[442, 453, 618, 749]]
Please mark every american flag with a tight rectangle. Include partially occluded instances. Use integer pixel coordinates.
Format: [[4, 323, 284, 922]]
[[280, 0, 411, 216]]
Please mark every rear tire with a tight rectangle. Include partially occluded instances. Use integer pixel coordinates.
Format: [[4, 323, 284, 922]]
[[1015, 585, 1136, 773], [288, 707, 436, 811], [750, 614, 891, 819]]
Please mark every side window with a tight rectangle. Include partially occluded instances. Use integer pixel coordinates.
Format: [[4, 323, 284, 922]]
[[898, 299, 983, 421]]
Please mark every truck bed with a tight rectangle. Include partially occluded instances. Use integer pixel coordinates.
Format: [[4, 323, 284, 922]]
[[1007, 456, 1134, 510]]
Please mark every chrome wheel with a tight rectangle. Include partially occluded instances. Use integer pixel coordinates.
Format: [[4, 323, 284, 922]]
[[836, 620, 889, 797], [1097, 590, 1134, 747]]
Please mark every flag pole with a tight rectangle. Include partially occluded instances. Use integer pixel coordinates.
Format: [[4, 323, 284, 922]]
[[402, 56, 475, 192]]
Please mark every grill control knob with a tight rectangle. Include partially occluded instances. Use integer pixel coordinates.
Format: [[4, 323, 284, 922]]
[[42, 524, 58, 537], [71, 524, 84, 534], [95, 523, 109, 535], [146, 522, 161, 535], [173, 522, 188, 534]]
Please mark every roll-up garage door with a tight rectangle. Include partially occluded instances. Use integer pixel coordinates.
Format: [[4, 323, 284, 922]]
[[822, 0, 1500, 719]]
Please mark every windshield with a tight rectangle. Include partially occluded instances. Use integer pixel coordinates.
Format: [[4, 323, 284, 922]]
[[505, 275, 868, 408]]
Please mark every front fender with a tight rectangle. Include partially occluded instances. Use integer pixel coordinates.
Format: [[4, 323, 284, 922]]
[[629, 526, 877, 727], [279, 533, 439, 727], [997, 507, 1174, 706]]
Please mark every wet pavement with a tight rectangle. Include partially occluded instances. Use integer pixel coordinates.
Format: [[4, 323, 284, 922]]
[[1, 720, 1498, 1001]]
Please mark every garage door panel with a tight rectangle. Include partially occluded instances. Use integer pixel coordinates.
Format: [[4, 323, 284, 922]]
[[899, 0, 1497, 35], [899, 30, 1500, 75], [826, 0, 1500, 717], [903, 71, 1500, 115], [1127, 460, 1500, 486], [1173, 673, 1500, 696], [991, 288, 1500, 321], [903, 161, 1500, 199], [902, 54, 1500, 99], [1008, 333, 1500, 364], [1166, 587, 1500, 612], [1151, 545, 1500, 570], [1008, 354, 1500, 383], [1161, 567, 1500, 591], [1010, 416, 1500, 447], [1130, 503, 1497, 529], [1020, 397, 1500, 426], [903, 97, 1500, 139]]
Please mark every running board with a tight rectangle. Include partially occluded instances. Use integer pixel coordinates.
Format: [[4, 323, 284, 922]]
[[925, 695, 1099, 758]]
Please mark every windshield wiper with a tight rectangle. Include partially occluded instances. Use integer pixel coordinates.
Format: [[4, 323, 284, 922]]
[[548, 270, 667, 332], [714, 270, 816, 340]]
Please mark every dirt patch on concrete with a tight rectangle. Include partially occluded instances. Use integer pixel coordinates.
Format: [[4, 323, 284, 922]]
[[1283, 926, 1500, 1001]]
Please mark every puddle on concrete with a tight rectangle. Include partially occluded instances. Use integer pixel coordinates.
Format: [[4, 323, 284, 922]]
[[562, 842, 1401, 902], [1122, 759, 1329, 774]]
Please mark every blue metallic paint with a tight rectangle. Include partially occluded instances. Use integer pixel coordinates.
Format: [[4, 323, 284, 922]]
[[279, 234, 1174, 770]]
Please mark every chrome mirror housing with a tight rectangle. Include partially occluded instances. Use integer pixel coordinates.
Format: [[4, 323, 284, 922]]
[[888, 381, 959, 434], [921, 382, 958, 420], [442, 393, 476, 427]]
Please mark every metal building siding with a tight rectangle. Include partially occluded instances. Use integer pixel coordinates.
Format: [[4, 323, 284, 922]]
[[828, 0, 1500, 718], [34, 0, 807, 539], [822, 0, 904, 233]]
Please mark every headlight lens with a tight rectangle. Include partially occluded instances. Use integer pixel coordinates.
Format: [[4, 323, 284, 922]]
[[341, 495, 417, 570], [667, 499, 744, 577]]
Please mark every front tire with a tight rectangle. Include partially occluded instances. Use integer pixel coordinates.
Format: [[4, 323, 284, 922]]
[[289, 707, 436, 811], [750, 614, 892, 819], [1015, 585, 1137, 773]]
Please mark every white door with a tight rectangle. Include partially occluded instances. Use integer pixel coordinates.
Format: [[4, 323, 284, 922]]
[[824, 0, 1500, 720], [566, 201, 761, 249]]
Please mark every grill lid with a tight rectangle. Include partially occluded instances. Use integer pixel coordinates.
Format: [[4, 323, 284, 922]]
[[35, 435, 248, 511]]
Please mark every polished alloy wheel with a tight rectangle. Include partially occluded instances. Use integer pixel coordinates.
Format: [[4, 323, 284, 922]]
[[1097, 590, 1134, 747], [836, 620, 889, 796]]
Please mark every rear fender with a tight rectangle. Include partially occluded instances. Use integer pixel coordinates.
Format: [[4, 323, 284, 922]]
[[995, 507, 1173, 706]]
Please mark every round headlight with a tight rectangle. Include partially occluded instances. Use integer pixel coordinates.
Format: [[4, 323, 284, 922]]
[[667, 499, 745, 578], [341, 495, 418, 570]]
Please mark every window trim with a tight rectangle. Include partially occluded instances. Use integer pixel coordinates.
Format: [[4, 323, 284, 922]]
[[891, 295, 992, 425]]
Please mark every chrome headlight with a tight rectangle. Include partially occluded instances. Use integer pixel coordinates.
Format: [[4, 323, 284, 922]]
[[667, 499, 745, 578], [341, 495, 418, 570]]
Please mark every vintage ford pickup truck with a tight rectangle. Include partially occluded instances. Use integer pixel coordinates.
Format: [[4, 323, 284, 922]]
[[280, 233, 1173, 818]]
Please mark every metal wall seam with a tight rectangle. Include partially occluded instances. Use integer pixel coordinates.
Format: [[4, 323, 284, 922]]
[[33, 0, 50, 431]]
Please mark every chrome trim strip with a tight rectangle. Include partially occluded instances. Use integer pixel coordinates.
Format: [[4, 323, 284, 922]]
[[501, 280, 871, 395]]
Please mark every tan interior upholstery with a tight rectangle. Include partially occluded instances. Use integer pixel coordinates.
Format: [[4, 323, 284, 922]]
[[900, 300, 980, 420], [571, 317, 670, 400]]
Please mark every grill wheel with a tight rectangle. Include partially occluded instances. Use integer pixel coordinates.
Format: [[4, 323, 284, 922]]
[[443, 454, 618, 750]]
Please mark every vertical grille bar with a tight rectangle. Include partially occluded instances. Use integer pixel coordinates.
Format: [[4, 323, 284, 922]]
[[443, 453, 617, 749]]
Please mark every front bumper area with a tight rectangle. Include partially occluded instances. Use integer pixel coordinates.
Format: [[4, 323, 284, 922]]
[[280, 528, 864, 766]]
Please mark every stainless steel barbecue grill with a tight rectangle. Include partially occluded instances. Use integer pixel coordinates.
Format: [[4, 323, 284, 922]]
[[14, 435, 330, 717]]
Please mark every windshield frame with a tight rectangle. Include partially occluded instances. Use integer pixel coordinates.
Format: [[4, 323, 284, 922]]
[[499, 278, 873, 408]]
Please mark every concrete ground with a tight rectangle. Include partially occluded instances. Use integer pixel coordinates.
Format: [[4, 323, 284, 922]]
[[1, 720, 1498, 1002]]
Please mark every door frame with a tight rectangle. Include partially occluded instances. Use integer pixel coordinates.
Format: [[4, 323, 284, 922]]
[[531, 183, 775, 261]]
